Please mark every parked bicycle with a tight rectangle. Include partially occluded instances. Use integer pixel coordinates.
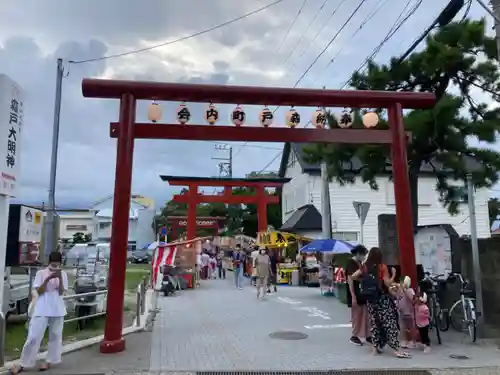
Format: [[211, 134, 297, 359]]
[[419, 272, 450, 344], [447, 272, 477, 343]]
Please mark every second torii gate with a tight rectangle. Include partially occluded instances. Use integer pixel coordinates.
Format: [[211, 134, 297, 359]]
[[161, 175, 291, 239]]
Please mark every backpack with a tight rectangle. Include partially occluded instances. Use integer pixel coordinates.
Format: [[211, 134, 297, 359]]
[[359, 265, 381, 302]]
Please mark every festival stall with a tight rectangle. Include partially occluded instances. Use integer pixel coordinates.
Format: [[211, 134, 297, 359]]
[[299, 238, 354, 298], [151, 237, 208, 290], [257, 231, 312, 285]]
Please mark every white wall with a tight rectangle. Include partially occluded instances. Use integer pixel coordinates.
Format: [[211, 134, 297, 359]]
[[307, 176, 490, 248], [282, 162, 491, 248], [282, 150, 311, 222], [59, 214, 97, 240]]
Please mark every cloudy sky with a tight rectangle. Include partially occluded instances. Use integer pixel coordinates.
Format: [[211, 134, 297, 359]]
[[0, 0, 494, 210]]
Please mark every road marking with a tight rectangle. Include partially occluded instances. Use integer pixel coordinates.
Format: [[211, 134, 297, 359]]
[[294, 306, 331, 320], [277, 296, 302, 305], [304, 324, 352, 329]]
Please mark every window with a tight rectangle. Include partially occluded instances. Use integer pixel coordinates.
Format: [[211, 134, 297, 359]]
[[99, 222, 111, 229], [66, 224, 87, 231], [332, 232, 358, 243]]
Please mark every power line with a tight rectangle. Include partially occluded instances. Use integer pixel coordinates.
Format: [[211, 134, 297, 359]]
[[254, 2, 368, 172], [257, 151, 284, 173], [68, 0, 287, 64], [297, 0, 348, 60], [277, 0, 310, 53], [311, 0, 390, 85], [282, 0, 331, 65], [340, 0, 422, 89], [294, 0, 368, 88]]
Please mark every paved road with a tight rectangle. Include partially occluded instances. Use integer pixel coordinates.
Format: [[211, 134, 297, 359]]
[[150, 276, 500, 371], [35, 274, 500, 374]]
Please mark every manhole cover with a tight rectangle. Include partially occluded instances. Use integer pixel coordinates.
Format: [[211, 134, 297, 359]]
[[269, 331, 308, 340], [449, 354, 470, 360]]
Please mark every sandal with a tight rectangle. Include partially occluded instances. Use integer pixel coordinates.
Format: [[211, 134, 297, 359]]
[[9, 366, 24, 375], [395, 351, 411, 358], [39, 363, 51, 371]]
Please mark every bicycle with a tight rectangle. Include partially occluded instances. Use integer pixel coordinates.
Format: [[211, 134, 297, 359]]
[[447, 272, 477, 343], [420, 272, 450, 344]]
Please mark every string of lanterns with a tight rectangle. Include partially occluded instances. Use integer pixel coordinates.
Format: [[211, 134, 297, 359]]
[[147, 102, 379, 129]]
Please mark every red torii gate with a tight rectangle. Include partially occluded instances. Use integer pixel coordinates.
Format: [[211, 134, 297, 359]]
[[161, 176, 290, 239], [81, 78, 436, 354], [166, 215, 224, 240]]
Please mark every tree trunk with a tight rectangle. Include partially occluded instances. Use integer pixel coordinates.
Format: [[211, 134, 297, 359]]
[[408, 162, 421, 231]]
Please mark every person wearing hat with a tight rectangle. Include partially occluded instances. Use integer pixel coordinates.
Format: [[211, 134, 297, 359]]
[[345, 245, 371, 346]]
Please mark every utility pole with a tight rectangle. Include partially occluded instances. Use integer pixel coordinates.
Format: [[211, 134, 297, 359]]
[[320, 162, 332, 239], [213, 144, 233, 177], [43, 58, 64, 262], [467, 173, 484, 337], [396, 0, 465, 64], [477, 0, 500, 60], [320, 86, 332, 239]]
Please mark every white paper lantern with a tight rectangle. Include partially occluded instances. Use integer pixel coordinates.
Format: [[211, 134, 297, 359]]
[[205, 104, 219, 125], [285, 108, 301, 128], [231, 105, 246, 126], [362, 111, 379, 128], [147, 102, 162, 123], [176, 103, 191, 124], [312, 108, 327, 129], [259, 106, 274, 127], [337, 108, 353, 128]]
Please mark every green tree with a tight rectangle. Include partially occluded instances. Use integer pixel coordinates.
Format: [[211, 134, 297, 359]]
[[154, 187, 282, 238], [305, 19, 500, 226], [72, 232, 85, 243], [488, 197, 500, 227]]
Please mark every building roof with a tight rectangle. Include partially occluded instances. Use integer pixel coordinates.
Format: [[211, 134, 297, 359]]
[[278, 142, 483, 178], [160, 175, 291, 184], [280, 204, 322, 232]]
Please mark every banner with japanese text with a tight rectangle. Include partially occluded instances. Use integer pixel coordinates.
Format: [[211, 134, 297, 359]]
[[0, 75, 24, 197]]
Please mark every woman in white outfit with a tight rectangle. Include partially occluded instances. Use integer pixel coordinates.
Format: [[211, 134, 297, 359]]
[[10, 251, 68, 374]]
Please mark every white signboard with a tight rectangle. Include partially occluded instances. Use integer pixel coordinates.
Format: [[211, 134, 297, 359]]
[[18, 206, 43, 243], [0, 75, 24, 197]]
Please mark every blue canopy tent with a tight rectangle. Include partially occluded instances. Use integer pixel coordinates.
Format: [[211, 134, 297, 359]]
[[299, 238, 355, 254]]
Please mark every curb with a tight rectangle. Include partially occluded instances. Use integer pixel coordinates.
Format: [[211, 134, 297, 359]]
[[0, 289, 155, 374]]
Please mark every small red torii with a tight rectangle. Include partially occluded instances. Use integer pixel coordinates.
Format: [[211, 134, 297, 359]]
[[161, 175, 290, 238]]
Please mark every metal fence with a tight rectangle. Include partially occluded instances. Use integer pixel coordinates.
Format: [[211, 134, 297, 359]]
[[0, 273, 150, 367]]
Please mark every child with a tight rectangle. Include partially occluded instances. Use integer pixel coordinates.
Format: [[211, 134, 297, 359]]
[[415, 292, 431, 353], [209, 255, 217, 279], [396, 276, 417, 349]]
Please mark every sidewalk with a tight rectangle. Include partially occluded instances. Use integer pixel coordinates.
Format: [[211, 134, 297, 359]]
[[6, 277, 500, 374]]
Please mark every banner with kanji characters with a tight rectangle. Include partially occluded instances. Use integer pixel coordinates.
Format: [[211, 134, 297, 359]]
[[0, 75, 24, 197]]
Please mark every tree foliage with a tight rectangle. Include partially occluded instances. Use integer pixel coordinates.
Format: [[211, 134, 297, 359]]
[[305, 19, 500, 225], [488, 197, 500, 227], [154, 187, 282, 238]]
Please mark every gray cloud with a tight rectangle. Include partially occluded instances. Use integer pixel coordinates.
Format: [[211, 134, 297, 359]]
[[0, 0, 494, 209]]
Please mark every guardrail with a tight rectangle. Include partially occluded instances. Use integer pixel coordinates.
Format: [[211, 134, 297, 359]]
[[0, 274, 150, 367]]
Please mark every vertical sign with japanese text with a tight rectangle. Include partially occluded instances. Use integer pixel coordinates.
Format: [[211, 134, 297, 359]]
[[0, 75, 24, 197]]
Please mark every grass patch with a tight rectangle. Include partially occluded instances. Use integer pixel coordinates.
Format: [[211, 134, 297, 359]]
[[4, 315, 106, 361], [125, 264, 150, 292]]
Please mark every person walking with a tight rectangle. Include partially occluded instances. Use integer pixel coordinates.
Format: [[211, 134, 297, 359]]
[[216, 250, 226, 279], [267, 248, 278, 293], [10, 251, 69, 374], [255, 247, 271, 299], [250, 246, 259, 287], [232, 244, 245, 289], [345, 245, 371, 346], [351, 247, 410, 358]]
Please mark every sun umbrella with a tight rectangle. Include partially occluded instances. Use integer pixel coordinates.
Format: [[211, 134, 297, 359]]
[[299, 238, 355, 254]]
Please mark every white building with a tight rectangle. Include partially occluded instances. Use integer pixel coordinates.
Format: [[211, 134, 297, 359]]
[[58, 212, 98, 241], [279, 143, 491, 248], [90, 194, 156, 250]]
